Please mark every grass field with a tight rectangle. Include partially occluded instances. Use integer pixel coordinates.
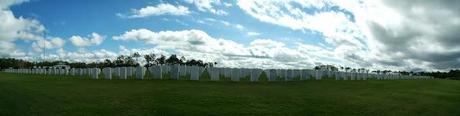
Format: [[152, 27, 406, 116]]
[[1, 72, 460, 116]]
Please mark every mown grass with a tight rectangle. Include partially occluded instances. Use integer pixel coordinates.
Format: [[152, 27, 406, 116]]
[[1, 72, 459, 116]]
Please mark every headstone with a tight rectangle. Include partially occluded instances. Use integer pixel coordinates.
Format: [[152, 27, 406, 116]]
[[250, 69, 262, 82], [239, 68, 248, 78], [151, 66, 162, 79], [79, 68, 84, 76], [179, 65, 187, 76], [268, 69, 277, 81], [190, 66, 201, 80], [161, 65, 169, 76], [231, 68, 240, 81], [305, 69, 313, 80], [315, 70, 322, 80], [103, 68, 112, 80], [127, 67, 133, 77], [60, 69, 65, 75], [120, 67, 127, 79], [115, 67, 121, 77], [135, 66, 145, 80], [208, 67, 220, 81], [294, 69, 302, 79], [286, 69, 294, 81], [224, 68, 232, 78], [334, 71, 340, 80], [91, 68, 99, 79], [170, 65, 179, 80], [218, 68, 225, 78]]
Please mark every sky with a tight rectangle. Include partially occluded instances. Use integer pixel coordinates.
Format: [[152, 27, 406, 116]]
[[1, 0, 459, 71]]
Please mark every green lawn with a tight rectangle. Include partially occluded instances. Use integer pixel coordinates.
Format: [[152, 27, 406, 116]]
[[1, 72, 460, 116]]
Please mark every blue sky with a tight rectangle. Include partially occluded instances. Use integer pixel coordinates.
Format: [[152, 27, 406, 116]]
[[2, 0, 460, 71], [10, 0, 323, 51]]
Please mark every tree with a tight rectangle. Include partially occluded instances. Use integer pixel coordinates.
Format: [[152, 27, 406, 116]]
[[144, 53, 156, 67], [114, 55, 125, 67], [165, 55, 181, 65], [345, 67, 351, 72], [157, 55, 166, 65], [132, 52, 141, 65], [180, 56, 186, 65], [103, 59, 113, 67]]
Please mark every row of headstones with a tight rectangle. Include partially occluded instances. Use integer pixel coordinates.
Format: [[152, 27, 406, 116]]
[[3, 65, 434, 81]]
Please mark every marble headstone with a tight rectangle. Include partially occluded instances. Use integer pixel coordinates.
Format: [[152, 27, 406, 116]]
[[135, 66, 145, 80], [170, 65, 180, 80], [190, 66, 201, 80], [250, 69, 262, 82], [231, 68, 240, 81], [103, 67, 112, 80], [208, 67, 220, 81], [91, 68, 99, 79]]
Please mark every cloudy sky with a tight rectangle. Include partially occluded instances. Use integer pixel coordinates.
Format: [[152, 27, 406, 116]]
[[1, 0, 459, 71]]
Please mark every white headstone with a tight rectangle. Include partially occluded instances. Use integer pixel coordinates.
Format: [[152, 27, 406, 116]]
[[190, 66, 201, 80], [91, 68, 99, 79], [334, 71, 340, 80], [179, 65, 187, 76], [208, 67, 220, 81], [125, 67, 131, 77], [224, 68, 232, 78], [268, 69, 277, 81], [170, 65, 180, 80], [116, 67, 121, 77], [135, 66, 145, 80], [315, 70, 322, 80], [151, 66, 162, 79], [103, 68, 112, 80], [230, 68, 240, 81], [294, 69, 302, 79], [250, 69, 262, 82], [305, 69, 313, 80], [60, 69, 65, 75], [120, 67, 128, 79]]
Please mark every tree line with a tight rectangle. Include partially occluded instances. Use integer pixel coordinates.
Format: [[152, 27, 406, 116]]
[[0, 52, 217, 69]]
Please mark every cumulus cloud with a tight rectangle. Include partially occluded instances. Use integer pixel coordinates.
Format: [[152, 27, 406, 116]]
[[124, 3, 190, 18], [39, 48, 118, 63], [31, 37, 66, 52], [236, 0, 460, 71], [69, 33, 105, 47], [0, 0, 27, 10], [247, 32, 260, 36], [236, 0, 368, 68], [0, 0, 46, 57], [185, 0, 229, 15], [113, 28, 332, 69], [362, 0, 460, 70]]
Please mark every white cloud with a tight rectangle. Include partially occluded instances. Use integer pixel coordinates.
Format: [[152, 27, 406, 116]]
[[43, 48, 119, 63], [237, 0, 460, 71], [237, 0, 368, 68], [247, 32, 260, 36], [0, 0, 47, 57], [201, 18, 245, 30], [125, 3, 190, 18], [31, 37, 65, 52], [0, 0, 28, 10], [235, 24, 244, 30], [185, 0, 229, 15], [69, 32, 105, 47], [113, 28, 334, 69]]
